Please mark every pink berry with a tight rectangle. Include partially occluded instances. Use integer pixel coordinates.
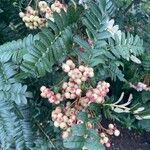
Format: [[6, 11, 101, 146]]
[[57, 113, 63, 118], [66, 59, 74, 66], [108, 124, 114, 129], [40, 86, 46, 92], [105, 142, 111, 148], [54, 121, 59, 127], [62, 131, 69, 139], [103, 137, 109, 143], [114, 129, 120, 136], [100, 133, 105, 138], [65, 92, 71, 99], [60, 122, 67, 129], [56, 93, 61, 99], [55, 107, 62, 114], [76, 89, 82, 96]]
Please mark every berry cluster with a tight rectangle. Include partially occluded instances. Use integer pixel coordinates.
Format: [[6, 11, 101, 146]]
[[52, 104, 79, 139], [40, 86, 63, 104], [62, 60, 94, 84], [100, 124, 120, 148], [62, 81, 82, 99], [19, 6, 46, 29], [86, 81, 110, 104], [19, 0, 67, 29], [40, 59, 120, 148], [130, 82, 150, 92]]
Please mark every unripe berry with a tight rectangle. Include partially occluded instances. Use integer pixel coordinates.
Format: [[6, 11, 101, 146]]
[[62, 131, 69, 139], [81, 76, 87, 81], [108, 124, 114, 129], [105, 142, 111, 148], [65, 92, 71, 99], [75, 79, 82, 85], [71, 115, 76, 120], [79, 65, 85, 72], [103, 137, 109, 143], [54, 121, 59, 127], [114, 129, 120, 136], [66, 59, 74, 66], [70, 94, 76, 99], [33, 16, 39, 22], [62, 64, 70, 72], [19, 12, 25, 18], [100, 139, 105, 144], [96, 97, 103, 103], [55, 107, 62, 114], [40, 92, 47, 98], [56, 93, 61, 99], [89, 71, 94, 77], [40, 86, 46, 92], [26, 6, 33, 11], [60, 122, 67, 129], [33, 21, 38, 27], [62, 82, 68, 89], [39, 1, 48, 8], [100, 133, 105, 138], [57, 113, 63, 118], [63, 116, 69, 122], [76, 89, 82, 96]]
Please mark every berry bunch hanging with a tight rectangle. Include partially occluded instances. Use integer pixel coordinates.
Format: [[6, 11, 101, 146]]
[[40, 59, 120, 148], [19, 0, 67, 29]]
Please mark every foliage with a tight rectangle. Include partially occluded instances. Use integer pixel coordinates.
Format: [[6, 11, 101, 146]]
[[0, 0, 149, 149]]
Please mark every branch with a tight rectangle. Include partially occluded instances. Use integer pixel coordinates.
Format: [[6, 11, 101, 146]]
[[33, 119, 58, 149], [124, 0, 134, 15]]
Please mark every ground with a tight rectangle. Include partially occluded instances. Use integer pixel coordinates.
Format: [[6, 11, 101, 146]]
[[107, 128, 150, 150]]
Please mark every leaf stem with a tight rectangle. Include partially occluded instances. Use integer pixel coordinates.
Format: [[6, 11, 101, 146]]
[[34, 120, 57, 149]]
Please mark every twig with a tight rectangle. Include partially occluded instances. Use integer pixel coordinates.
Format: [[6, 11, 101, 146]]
[[124, 0, 134, 15], [28, 0, 33, 6], [35, 121, 57, 149]]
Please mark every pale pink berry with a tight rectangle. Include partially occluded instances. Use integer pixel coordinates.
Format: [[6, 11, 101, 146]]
[[57, 113, 63, 118], [63, 116, 69, 122], [68, 119, 74, 126], [19, 12, 25, 18], [100, 133, 105, 138], [38, 1, 48, 8], [70, 94, 76, 99], [62, 64, 70, 72], [86, 91, 92, 97], [62, 131, 69, 139], [60, 122, 67, 129], [51, 113, 57, 119], [62, 82, 68, 89], [76, 89, 82, 96], [81, 76, 87, 81], [89, 71, 94, 77], [105, 142, 111, 148], [55, 107, 62, 114], [108, 124, 114, 129], [75, 79, 82, 85], [66, 59, 74, 66], [100, 139, 105, 144], [114, 129, 120, 136], [65, 92, 71, 99], [71, 115, 76, 120], [103, 137, 109, 143], [56, 93, 61, 99], [40, 86, 46, 92], [79, 65, 85, 72], [54, 121, 59, 127], [40, 92, 47, 98]]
